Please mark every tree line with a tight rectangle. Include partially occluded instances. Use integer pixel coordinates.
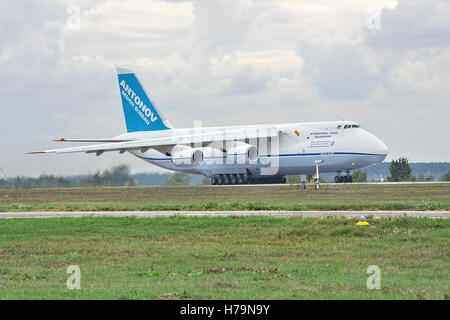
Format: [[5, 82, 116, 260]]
[[348, 157, 450, 182], [0, 165, 136, 189]]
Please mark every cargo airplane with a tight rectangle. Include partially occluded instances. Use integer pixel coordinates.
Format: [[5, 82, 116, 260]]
[[28, 68, 388, 185]]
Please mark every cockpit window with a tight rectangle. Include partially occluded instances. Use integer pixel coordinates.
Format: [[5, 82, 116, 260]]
[[352, 124, 358, 128], [344, 125, 348, 129]]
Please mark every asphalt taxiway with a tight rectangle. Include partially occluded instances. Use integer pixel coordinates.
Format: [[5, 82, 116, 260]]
[[0, 211, 448, 219]]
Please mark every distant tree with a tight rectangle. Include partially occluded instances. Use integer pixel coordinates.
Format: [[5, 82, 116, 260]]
[[111, 165, 132, 186], [388, 157, 413, 182], [92, 171, 102, 186], [441, 171, 450, 181], [201, 177, 210, 185], [166, 173, 191, 186], [101, 170, 117, 186], [286, 175, 301, 184], [133, 172, 172, 186], [0, 179, 8, 189], [352, 169, 367, 182], [125, 178, 136, 187]]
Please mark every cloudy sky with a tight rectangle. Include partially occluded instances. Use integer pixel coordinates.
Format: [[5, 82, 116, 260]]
[[1, 0, 449, 177]]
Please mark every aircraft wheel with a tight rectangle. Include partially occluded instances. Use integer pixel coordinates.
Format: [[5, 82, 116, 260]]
[[229, 174, 237, 185], [223, 174, 230, 185], [334, 176, 340, 183], [280, 176, 287, 184], [242, 173, 249, 184], [348, 175, 353, 183], [217, 175, 224, 185], [236, 174, 244, 184], [211, 176, 217, 185]]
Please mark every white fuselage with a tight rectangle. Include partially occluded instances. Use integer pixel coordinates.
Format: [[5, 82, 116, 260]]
[[116, 120, 388, 178]]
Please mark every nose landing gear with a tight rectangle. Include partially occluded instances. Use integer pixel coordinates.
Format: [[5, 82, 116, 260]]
[[334, 171, 353, 183]]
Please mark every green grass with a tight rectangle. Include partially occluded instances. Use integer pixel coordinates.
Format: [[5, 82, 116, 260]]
[[1, 183, 449, 212], [0, 216, 448, 299]]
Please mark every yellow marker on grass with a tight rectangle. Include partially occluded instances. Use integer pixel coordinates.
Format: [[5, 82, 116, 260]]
[[356, 216, 369, 226]]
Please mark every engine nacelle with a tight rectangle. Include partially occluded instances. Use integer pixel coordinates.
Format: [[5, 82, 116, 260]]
[[201, 147, 225, 165], [226, 141, 258, 164], [171, 145, 204, 167]]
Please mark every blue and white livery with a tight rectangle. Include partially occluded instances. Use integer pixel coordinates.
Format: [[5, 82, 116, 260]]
[[29, 68, 388, 184]]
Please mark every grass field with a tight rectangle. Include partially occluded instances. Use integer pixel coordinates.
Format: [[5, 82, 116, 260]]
[[1, 183, 449, 212], [0, 216, 448, 299]]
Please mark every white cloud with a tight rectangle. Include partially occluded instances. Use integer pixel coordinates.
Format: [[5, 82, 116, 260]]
[[366, 0, 450, 48]]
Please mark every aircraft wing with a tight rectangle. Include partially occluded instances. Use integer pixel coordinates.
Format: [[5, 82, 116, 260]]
[[28, 127, 279, 155], [53, 138, 132, 143]]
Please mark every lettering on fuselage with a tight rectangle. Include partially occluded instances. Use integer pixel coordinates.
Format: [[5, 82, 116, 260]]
[[308, 131, 337, 148], [120, 79, 158, 125], [310, 131, 338, 138]]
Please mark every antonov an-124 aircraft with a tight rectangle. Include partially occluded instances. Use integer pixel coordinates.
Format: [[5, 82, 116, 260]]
[[28, 68, 388, 185]]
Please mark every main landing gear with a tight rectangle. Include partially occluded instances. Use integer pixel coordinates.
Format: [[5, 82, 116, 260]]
[[211, 174, 286, 185], [334, 171, 353, 183]]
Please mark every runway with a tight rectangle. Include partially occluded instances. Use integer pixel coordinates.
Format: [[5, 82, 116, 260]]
[[0, 210, 448, 219]]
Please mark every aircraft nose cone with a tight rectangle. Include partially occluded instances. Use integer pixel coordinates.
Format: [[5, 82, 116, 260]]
[[359, 130, 388, 163], [367, 133, 388, 165], [374, 137, 388, 156]]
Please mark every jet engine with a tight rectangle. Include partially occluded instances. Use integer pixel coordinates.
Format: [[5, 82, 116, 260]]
[[171, 145, 204, 167], [226, 141, 258, 164]]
